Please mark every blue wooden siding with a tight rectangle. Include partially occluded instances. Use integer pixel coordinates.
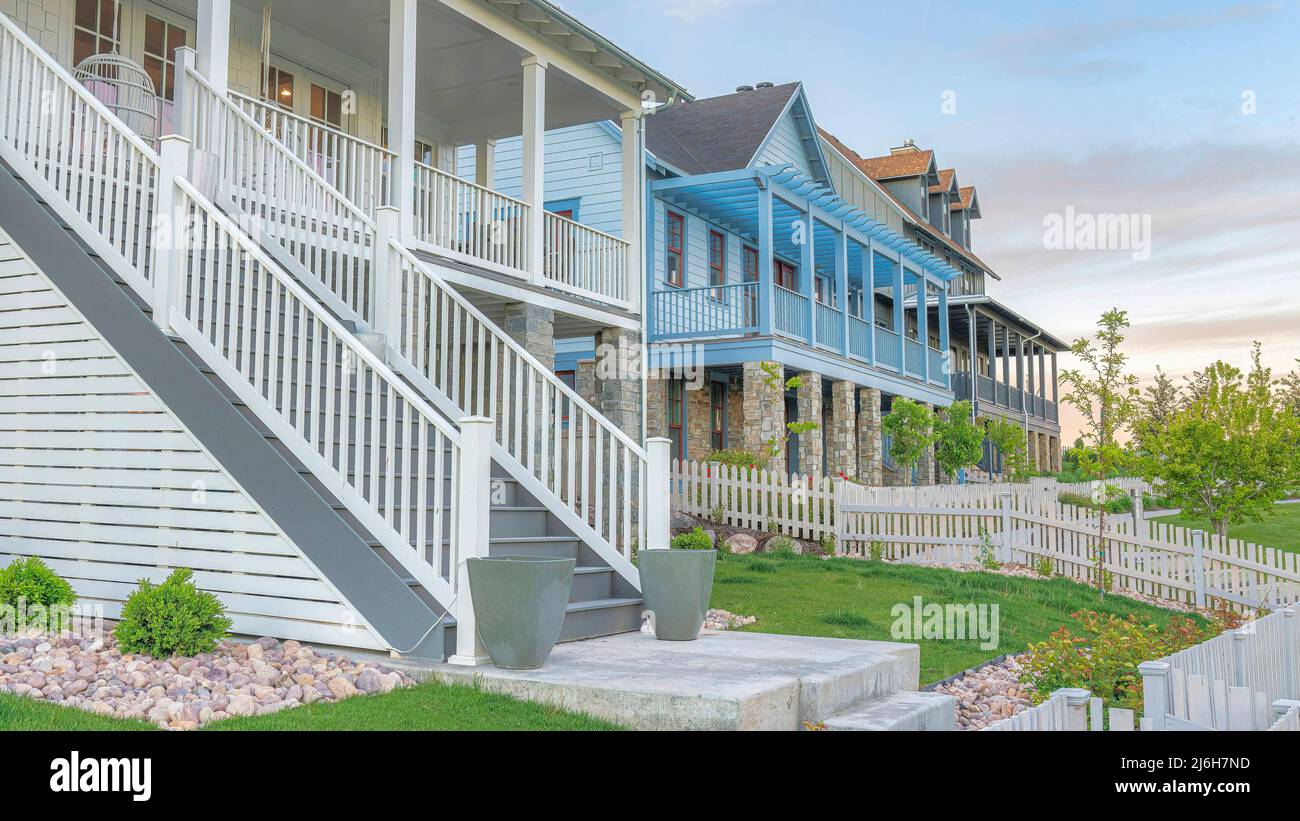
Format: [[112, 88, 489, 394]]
[[455, 122, 626, 237], [753, 107, 815, 178], [652, 197, 759, 292]]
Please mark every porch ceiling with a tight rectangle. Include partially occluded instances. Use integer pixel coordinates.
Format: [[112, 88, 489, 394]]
[[236, 0, 643, 142]]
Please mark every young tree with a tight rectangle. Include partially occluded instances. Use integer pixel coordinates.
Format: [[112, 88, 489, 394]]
[[1059, 309, 1141, 599], [1140, 345, 1300, 541], [1278, 359, 1300, 417], [933, 400, 987, 483], [757, 362, 819, 470], [984, 415, 1032, 482], [881, 397, 936, 485]]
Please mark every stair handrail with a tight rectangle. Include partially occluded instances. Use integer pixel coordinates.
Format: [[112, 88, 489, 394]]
[[389, 240, 648, 564], [168, 173, 462, 603], [0, 11, 159, 302], [179, 60, 378, 324]]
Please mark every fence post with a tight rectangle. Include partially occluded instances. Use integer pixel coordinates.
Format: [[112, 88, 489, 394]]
[[1273, 699, 1300, 721], [448, 417, 495, 667], [1191, 529, 1207, 609], [1232, 629, 1249, 689], [1060, 688, 1092, 731], [1138, 660, 1171, 731], [1130, 489, 1146, 540], [372, 206, 401, 338], [1284, 607, 1297, 698], [151, 136, 191, 334], [645, 438, 672, 552], [999, 491, 1013, 563]]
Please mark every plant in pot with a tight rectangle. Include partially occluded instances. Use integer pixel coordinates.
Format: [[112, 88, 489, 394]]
[[466, 555, 574, 669], [638, 527, 717, 641]]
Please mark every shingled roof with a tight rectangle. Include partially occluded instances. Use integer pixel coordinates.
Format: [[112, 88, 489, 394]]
[[645, 82, 801, 176], [952, 185, 979, 212], [930, 168, 958, 196], [855, 148, 936, 181]]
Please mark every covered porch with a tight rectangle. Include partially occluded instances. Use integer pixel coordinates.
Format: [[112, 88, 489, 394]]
[[187, 0, 687, 314], [648, 165, 958, 391]]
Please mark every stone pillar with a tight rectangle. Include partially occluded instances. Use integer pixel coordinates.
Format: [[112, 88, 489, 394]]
[[686, 378, 711, 461], [795, 372, 823, 476], [915, 402, 936, 485], [503, 303, 555, 368], [1049, 435, 1062, 473], [856, 387, 883, 486], [592, 326, 642, 444], [742, 361, 785, 472], [828, 381, 857, 479], [645, 371, 668, 440], [1026, 429, 1039, 473]]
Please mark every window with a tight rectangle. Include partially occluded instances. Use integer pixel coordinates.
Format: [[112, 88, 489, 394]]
[[710, 381, 727, 451], [73, 0, 120, 67], [310, 84, 343, 128], [381, 130, 438, 167], [708, 230, 726, 298], [742, 246, 759, 326], [774, 259, 797, 291], [143, 16, 186, 101], [815, 276, 826, 305], [667, 379, 685, 460], [263, 65, 295, 110], [666, 211, 685, 287]]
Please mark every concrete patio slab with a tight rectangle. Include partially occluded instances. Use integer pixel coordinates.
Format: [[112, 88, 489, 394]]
[[423, 630, 921, 731]]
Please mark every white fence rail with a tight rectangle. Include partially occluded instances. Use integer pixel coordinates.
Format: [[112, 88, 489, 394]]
[[983, 688, 1141, 732], [229, 91, 393, 216], [837, 483, 1300, 612], [670, 460, 836, 543]]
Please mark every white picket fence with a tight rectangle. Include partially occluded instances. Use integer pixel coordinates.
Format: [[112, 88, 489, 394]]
[[836, 482, 1300, 612], [992, 605, 1300, 732], [670, 461, 835, 543]]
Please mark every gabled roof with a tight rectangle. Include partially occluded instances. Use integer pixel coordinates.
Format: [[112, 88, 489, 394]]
[[952, 185, 981, 218], [819, 129, 998, 280], [855, 148, 937, 183], [930, 168, 959, 196], [645, 82, 802, 176]]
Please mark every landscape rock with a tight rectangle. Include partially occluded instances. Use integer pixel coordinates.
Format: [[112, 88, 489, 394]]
[[725, 533, 758, 555]]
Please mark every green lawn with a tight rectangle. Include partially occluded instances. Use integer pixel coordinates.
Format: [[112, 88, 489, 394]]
[[0, 681, 621, 732], [711, 552, 1200, 685], [1151, 502, 1300, 552]]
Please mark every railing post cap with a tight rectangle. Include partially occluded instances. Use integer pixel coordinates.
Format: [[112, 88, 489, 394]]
[[458, 415, 494, 426], [1058, 687, 1092, 706], [1137, 660, 1170, 677], [1272, 699, 1300, 714], [159, 134, 192, 146], [646, 436, 673, 445]]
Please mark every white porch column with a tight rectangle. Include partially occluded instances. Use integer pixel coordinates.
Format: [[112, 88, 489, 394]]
[[474, 138, 497, 188], [522, 56, 548, 281], [196, 0, 230, 95], [387, 0, 417, 236], [620, 110, 644, 313], [449, 417, 495, 667]]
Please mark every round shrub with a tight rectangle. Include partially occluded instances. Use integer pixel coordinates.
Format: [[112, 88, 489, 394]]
[[0, 557, 76, 632], [671, 527, 714, 550], [115, 568, 232, 658]]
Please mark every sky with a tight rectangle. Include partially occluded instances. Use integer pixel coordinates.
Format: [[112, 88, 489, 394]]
[[559, 0, 1300, 441]]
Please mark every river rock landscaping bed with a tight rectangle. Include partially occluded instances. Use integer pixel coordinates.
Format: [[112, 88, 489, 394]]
[[932, 654, 1033, 730], [0, 631, 414, 729]]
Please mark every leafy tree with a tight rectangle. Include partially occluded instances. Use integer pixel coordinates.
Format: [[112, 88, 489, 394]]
[[881, 397, 935, 484], [1059, 309, 1141, 599], [1140, 345, 1300, 541], [1278, 359, 1300, 417], [1135, 365, 1183, 449], [984, 415, 1032, 482], [933, 400, 986, 482]]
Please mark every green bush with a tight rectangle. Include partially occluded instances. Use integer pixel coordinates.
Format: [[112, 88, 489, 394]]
[[670, 527, 714, 551], [868, 540, 886, 562], [1033, 555, 1054, 578], [765, 536, 797, 555], [115, 569, 232, 658], [0, 557, 76, 633], [703, 449, 764, 469]]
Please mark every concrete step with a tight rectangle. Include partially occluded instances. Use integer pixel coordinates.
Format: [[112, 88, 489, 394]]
[[822, 690, 957, 732]]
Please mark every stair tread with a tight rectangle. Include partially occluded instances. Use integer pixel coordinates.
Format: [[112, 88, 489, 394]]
[[400, 565, 613, 586], [565, 597, 642, 612], [823, 691, 957, 732]]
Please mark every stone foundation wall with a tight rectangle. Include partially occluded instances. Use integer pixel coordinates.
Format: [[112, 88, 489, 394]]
[[857, 387, 883, 486], [741, 361, 786, 472], [828, 381, 857, 478], [795, 372, 823, 476]]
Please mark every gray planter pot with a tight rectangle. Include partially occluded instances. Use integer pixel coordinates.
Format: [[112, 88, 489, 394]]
[[638, 549, 717, 641], [466, 556, 574, 669]]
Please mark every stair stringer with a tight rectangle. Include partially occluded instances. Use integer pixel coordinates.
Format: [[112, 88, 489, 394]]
[[0, 161, 446, 659]]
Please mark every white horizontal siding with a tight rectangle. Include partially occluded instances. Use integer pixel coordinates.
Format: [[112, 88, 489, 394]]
[[0, 229, 384, 651]]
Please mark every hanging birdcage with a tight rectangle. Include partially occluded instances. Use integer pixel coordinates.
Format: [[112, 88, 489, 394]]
[[73, 52, 160, 147]]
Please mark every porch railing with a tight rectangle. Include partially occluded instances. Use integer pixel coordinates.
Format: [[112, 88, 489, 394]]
[[904, 338, 925, 378], [412, 159, 531, 276], [774, 285, 809, 340], [229, 91, 394, 216], [814, 300, 841, 349], [928, 347, 946, 384], [848, 315, 871, 359], [652, 282, 756, 339], [875, 326, 901, 371], [544, 211, 630, 308]]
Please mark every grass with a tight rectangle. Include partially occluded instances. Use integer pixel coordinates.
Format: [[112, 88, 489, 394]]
[[710, 551, 1200, 685], [0, 680, 622, 732], [1151, 502, 1300, 553]]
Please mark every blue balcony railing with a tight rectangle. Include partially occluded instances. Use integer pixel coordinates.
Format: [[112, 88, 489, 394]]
[[848, 315, 871, 359], [815, 301, 842, 348], [928, 347, 946, 384], [774, 285, 809, 340], [876, 326, 901, 371], [905, 338, 925, 379], [652, 282, 758, 340]]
